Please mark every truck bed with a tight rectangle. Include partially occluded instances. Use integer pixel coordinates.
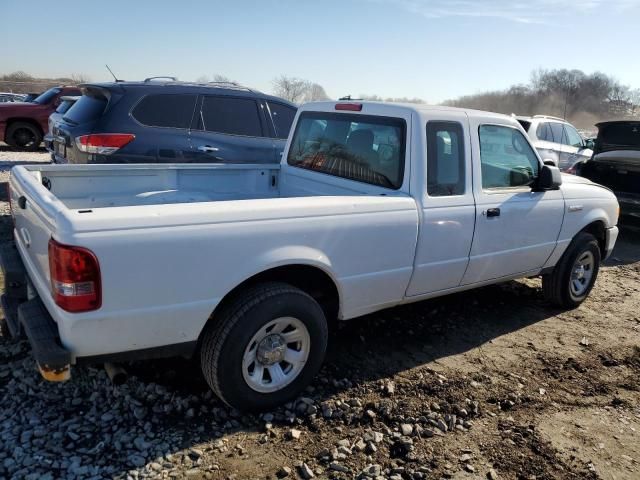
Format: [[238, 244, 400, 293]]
[[18, 163, 281, 210]]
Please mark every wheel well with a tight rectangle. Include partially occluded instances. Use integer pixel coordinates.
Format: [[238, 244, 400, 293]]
[[581, 221, 606, 258], [6, 118, 44, 139], [198, 265, 340, 347]]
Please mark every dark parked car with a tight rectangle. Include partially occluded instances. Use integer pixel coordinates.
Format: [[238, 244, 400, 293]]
[[50, 79, 297, 164], [0, 86, 81, 149], [578, 120, 640, 229], [44, 96, 80, 155]]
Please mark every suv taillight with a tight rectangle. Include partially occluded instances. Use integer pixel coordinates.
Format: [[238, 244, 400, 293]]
[[75, 134, 134, 155], [48, 238, 101, 312]]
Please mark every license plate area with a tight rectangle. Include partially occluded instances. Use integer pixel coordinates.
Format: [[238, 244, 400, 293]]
[[54, 141, 66, 158]]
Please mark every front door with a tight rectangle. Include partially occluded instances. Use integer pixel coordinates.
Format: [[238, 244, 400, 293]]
[[461, 121, 564, 285]]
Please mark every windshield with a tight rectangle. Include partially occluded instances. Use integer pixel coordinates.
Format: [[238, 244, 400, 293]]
[[32, 87, 61, 105], [287, 111, 406, 189]]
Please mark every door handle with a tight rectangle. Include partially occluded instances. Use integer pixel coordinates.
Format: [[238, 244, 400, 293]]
[[484, 208, 501, 218], [197, 145, 220, 153]]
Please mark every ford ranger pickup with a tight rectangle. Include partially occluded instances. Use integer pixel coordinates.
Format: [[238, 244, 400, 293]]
[[1, 101, 619, 410]]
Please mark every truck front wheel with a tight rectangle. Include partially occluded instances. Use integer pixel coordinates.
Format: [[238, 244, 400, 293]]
[[200, 282, 328, 411], [543, 232, 601, 308]]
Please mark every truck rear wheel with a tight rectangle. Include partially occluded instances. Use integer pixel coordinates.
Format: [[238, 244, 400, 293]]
[[543, 232, 600, 308], [6, 122, 42, 150], [200, 282, 328, 411]]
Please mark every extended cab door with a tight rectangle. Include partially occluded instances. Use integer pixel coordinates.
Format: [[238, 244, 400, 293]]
[[461, 119, 564, 285], [406, 112, 476, 296]]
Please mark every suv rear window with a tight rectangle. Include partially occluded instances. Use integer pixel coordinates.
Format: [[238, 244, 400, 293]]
[[287, 111, 406, 189], [199, 96, 263, 137], [63, 94, 107, 124], [268, 101, 296, 138], [132, 94, 197, 129], [33, 87, 61, 105]]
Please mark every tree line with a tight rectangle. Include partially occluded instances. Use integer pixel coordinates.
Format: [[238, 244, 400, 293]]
[[0, 71, 90, 93], [444, 69, 640, 129], [4, 69, 638, 130]]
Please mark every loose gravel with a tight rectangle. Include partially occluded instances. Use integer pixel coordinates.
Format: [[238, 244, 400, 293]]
[[0, 153, 638, 479]]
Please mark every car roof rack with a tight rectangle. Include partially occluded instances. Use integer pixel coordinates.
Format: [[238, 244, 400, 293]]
[[533, 115, 566, 122], [206, 81, 252, 92], [144, 76, 178, 82]]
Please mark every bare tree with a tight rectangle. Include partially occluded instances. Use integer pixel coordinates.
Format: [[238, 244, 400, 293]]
[[70, 73, 91, 84], [273, 76, 310, 104], [304, 83, 330, 102], [213, 74, 234, 83]]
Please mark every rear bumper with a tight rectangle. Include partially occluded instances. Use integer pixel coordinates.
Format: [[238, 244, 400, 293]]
[[0, 244, 71, 381], [43, 133, 54, 152]]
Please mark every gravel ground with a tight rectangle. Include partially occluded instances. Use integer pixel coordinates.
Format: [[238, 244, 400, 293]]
[[0, 156, 638, 480], [0, 144, 51, 165]]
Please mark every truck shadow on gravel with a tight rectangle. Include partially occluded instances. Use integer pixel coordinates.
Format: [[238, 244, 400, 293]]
[[129, 228, 640, 394], [130, 279, 556, 396]]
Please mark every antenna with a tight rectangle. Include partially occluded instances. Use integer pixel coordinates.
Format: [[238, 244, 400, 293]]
[[105, 64, 121, 82]]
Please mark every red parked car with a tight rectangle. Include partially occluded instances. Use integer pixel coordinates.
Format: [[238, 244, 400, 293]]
[[0, 86, 81, 149]]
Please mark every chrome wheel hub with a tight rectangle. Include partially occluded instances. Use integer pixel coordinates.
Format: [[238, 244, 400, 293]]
[[570, 251, 595, 297], [256, 334, 286, 365], [242, 317, 310, 393]]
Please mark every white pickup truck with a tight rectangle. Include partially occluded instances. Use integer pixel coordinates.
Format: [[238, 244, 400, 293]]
[[2, 101, 619, 411]]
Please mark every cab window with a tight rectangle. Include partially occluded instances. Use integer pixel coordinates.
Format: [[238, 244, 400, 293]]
[[288, 111, 405, 189], [426, 121, 465, 196], [479, 125, 540, 189]]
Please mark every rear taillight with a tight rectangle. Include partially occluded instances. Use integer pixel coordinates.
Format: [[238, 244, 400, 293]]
[[75, 133, 134, 155], [48, 238, 101, 312]]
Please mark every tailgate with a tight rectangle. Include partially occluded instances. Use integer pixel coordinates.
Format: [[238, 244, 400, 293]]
[[8, 166, 63, 297]]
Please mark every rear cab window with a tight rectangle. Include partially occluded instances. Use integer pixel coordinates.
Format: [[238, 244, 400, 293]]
[[287, 111, 406, 189]]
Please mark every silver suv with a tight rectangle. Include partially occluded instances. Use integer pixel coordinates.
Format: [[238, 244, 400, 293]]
[[516, 115, 593, 173]]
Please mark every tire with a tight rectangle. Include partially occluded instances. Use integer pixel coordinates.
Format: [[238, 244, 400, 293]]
[[543, 232, 601, 308], [6, 122, 42, 150], [200, 282, 328, 411]]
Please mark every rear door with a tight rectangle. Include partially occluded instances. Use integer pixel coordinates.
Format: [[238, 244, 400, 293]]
[[127, 93, 195, 162], [188, 95, 278, 163]]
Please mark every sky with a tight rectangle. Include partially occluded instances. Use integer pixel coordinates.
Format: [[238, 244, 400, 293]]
[[2, 0, 640, 103]]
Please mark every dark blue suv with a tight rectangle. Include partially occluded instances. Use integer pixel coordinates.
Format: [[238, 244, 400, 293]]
[[51, 79, 297, 164]]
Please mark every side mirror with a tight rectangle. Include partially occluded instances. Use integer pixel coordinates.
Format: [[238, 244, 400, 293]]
[[543, 159, 557, 167], [536, 165, 562, 191], [583, 138, 595, 150]]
